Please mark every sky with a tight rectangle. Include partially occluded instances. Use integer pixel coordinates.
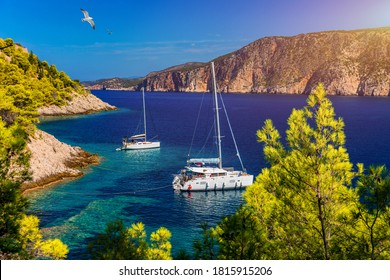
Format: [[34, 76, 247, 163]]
[[1, 0, 390, 81]]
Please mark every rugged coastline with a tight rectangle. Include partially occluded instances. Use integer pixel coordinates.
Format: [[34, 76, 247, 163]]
[[38, 92, 117, 116], [22, 92, 117, 193], [85, 27, 390, 96], [22, 129, 99, 193]]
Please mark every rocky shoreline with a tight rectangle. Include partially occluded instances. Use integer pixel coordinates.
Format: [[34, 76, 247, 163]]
[[38, 92, 117, 116], [22, 92, 116, 193], [22, 130, 99, 193]]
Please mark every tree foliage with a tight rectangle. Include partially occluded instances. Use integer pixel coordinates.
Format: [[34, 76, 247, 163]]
[[353, 165, 390, 259], [212, 207, 269, 260], [19, 215, 68, 259], [87, 220, 172, 260], [193, 223, 219, 260], [204, 83, 390, 260], [0, 38, 84, 108], [0, 103, 29, 254], [243, 84, 357, 259], [1, 37, 84, 259]]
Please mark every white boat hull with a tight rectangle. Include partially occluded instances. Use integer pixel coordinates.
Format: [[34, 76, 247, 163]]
[[172, 62, 254, 192], [120, 141, 160, 150], [173, 172, 254, 192]]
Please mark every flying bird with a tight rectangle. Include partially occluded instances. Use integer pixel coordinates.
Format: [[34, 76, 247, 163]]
[[80, 8, 95, 29], [106, 29, 113, 35]]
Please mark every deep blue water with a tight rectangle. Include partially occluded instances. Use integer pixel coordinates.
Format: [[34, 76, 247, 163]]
[[27, 91, 390, 259]]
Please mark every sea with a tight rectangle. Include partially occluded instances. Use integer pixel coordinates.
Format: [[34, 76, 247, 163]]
[[26, 90, 390, 259]]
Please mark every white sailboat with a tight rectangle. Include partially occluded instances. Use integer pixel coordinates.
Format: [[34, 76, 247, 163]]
[[117, 87, 160, 150], [172, 62, 253, 191]]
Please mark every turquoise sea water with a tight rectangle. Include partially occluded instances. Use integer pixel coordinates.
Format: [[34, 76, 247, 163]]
[[27, 91, 390, 259]]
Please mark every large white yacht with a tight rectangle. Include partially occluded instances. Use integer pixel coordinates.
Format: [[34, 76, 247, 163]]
[[172, 62, 253, 191]]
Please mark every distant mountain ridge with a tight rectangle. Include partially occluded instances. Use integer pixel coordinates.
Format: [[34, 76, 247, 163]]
[[85, 27, 390, 96], [83, 62, 206, 90], [82, 77, 143, 90]]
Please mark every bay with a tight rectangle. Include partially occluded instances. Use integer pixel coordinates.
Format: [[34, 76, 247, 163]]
[[27, 91, 390, 259]]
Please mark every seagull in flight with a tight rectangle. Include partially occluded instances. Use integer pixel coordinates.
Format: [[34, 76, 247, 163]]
[[80, 8, 95, 29]]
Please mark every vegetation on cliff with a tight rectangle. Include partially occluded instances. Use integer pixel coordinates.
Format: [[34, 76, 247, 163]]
[[83, 77, 143, 90], [1, 38, 84, 111], [0, 37, 90, 259]]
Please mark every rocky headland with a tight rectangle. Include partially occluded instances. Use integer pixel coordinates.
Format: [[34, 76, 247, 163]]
[[22, 129, 99, 193], [86, 27, 390, 96], [38, 92, 116, 116], [23, 92, 116, 192], [1, 38, 117, 192]]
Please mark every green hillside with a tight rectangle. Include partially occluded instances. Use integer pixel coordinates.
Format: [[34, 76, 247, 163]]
[[0, 38, 85, 130], [0, 38, 84, 259]]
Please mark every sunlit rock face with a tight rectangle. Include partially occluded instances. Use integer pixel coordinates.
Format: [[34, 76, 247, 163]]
[[142, 27, 390, 96]]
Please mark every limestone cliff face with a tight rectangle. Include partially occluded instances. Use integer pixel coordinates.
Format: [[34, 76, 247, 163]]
[[22, 130, 99, 192], [38, 92, 117, 116], [24, 92, 116, 191], [145, 66, 210, 92], [142, 27, 390, 96]]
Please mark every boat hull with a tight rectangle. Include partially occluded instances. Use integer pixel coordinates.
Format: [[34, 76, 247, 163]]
[[173, 173, 254, 192], [120, 141, 160, 150]]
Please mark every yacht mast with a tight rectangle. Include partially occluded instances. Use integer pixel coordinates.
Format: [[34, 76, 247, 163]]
[[211, 62, 222, 169], [142, 87, 147, 141]]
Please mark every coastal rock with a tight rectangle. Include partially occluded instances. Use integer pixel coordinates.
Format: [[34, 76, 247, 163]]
[[38, 92, 117, 116], [140, 27, 390, 96], [22, 129, 99, 192], [25, 92, 116, 191]]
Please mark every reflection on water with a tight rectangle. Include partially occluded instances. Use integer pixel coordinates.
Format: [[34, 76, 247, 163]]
[[174, 190, 244, 217]]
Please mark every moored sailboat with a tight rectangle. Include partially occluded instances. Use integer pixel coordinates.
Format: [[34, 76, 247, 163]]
[[117, 87, 160, 150], [172, 62, 253, 191]]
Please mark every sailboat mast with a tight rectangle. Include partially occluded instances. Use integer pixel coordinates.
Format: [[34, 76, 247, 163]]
[[142, 87, 147, 141], [211, 62, 222, 169]]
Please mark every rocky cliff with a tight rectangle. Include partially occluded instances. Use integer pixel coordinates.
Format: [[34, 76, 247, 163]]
[[21, 93, 115, 192], [1, 38, 117, 192], [141, 27, 390, 96], [22, 129, 99, 192], [22, 92, 116, 191], [38, 92, 117, 116]]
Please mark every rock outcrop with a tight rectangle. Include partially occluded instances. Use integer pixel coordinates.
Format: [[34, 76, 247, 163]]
[[22, 91, 115, 191], [38, 92, 117, 116], [140, 27, 390, 96], [22, 92, 116, 191], [22, 129, 99, 192]]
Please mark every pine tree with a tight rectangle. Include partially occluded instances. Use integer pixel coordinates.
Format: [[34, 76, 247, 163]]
[[353, 165, 390, 259], [87, 220, 172, 260], [244, 83, 358, 259]]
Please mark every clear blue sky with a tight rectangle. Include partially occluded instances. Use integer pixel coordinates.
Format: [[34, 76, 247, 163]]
[[1, 0, 389, 81]]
